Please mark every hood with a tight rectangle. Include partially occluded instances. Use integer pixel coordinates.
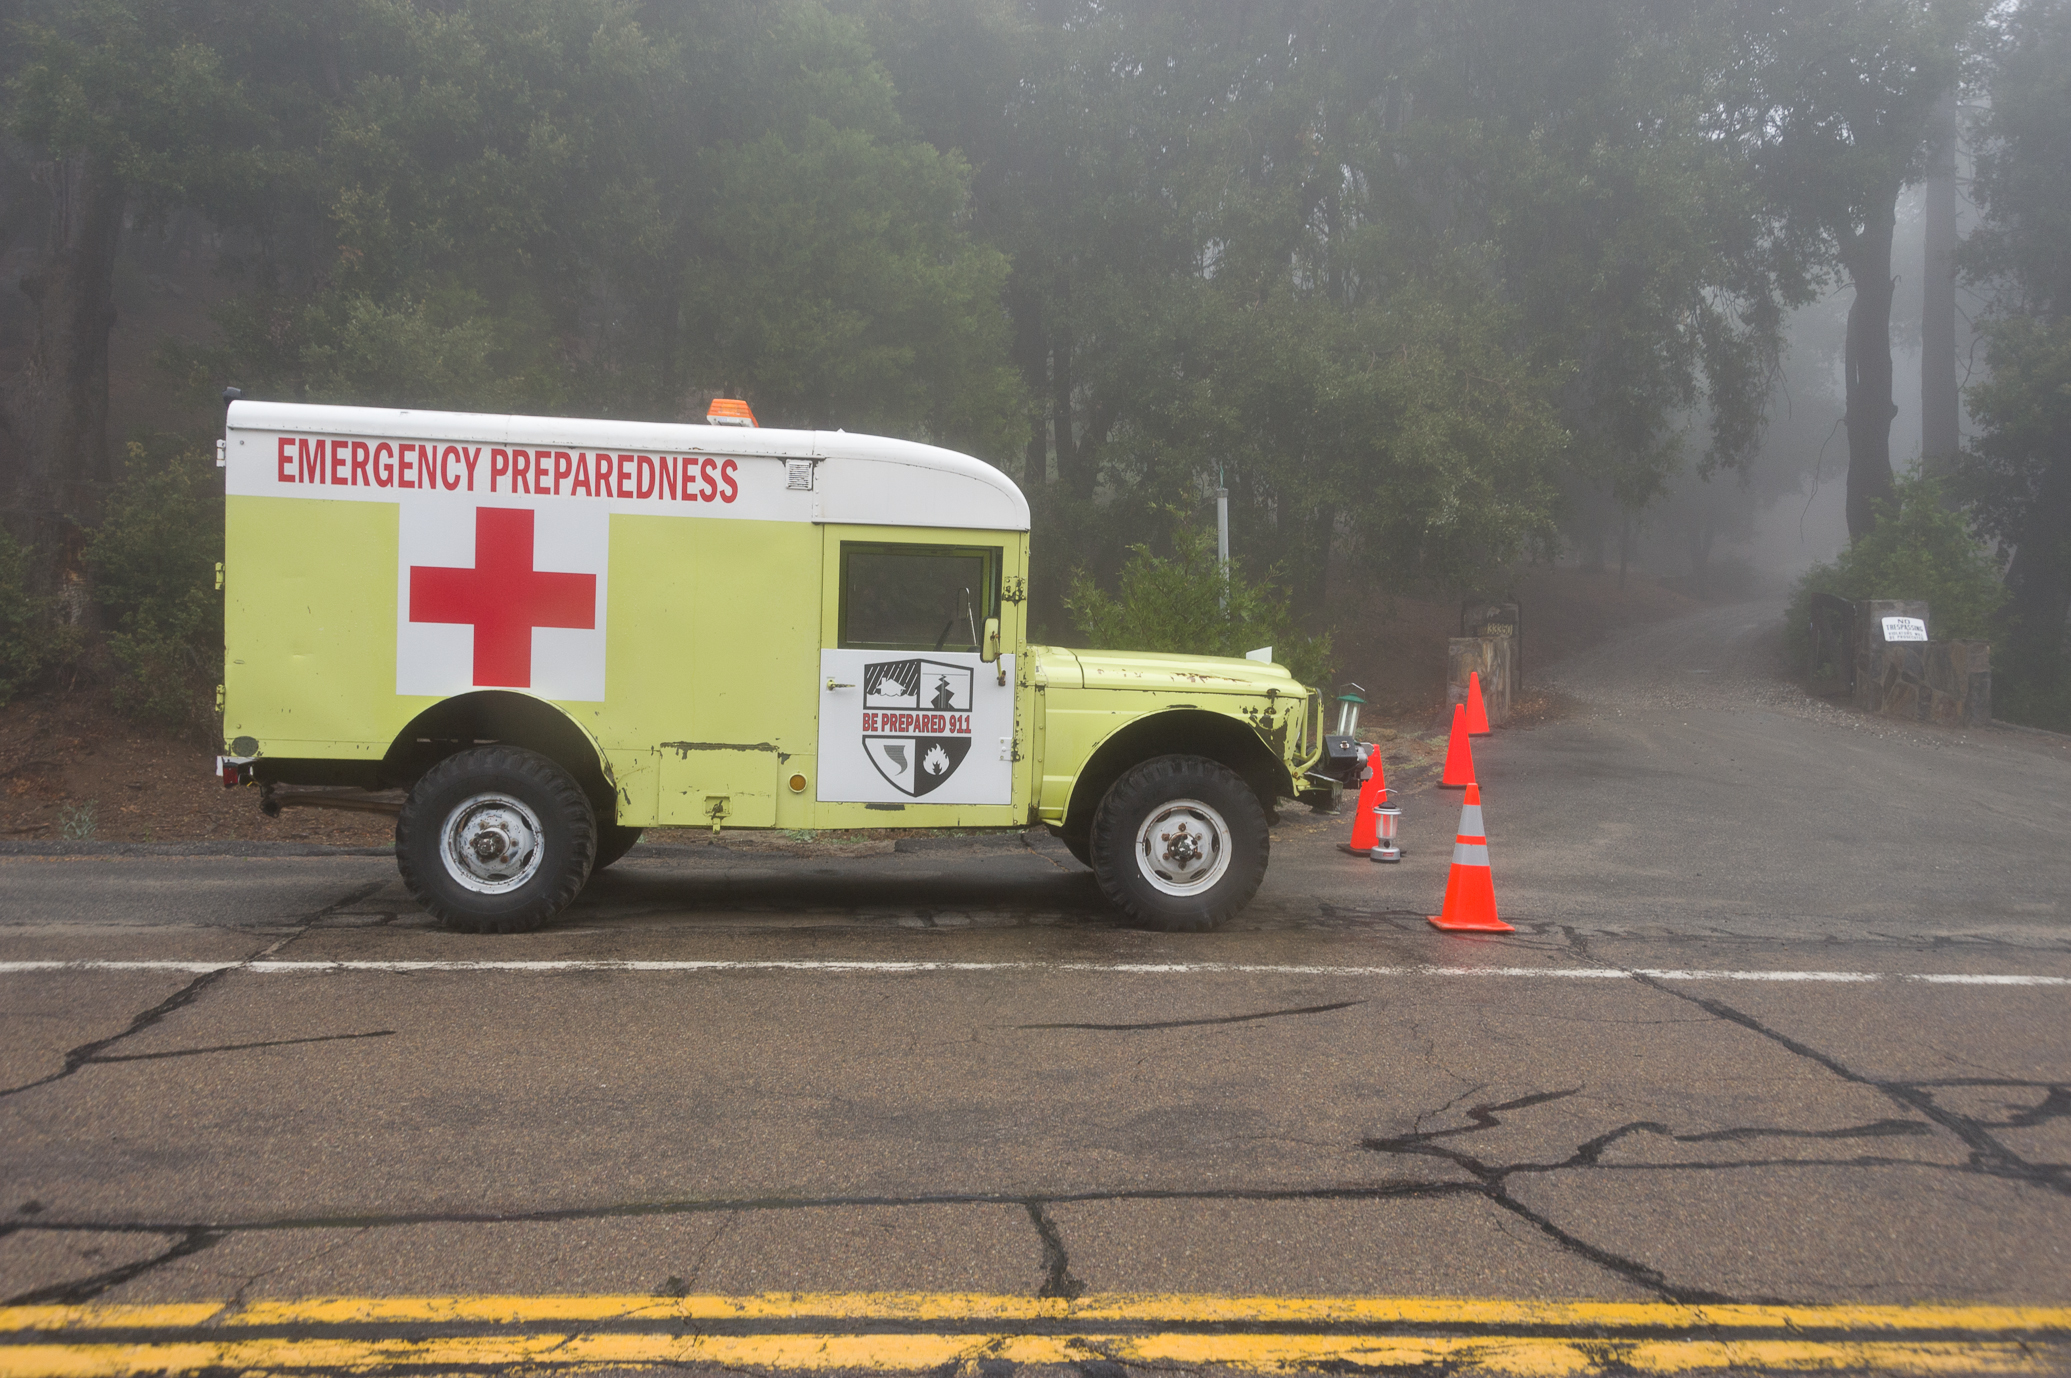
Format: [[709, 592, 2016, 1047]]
[[1039, 646, 1303, 696]]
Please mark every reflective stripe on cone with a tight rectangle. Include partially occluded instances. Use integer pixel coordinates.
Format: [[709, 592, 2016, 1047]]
[[1429, 783, 1512, 933]]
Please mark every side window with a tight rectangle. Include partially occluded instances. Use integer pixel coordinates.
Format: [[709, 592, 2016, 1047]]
[[839, 543, 1001, 653]]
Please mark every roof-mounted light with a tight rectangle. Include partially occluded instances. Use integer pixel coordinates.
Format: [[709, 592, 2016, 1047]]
[[707, 398, 757, 427]]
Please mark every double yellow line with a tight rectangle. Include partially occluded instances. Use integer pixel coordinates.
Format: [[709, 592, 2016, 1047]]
[[3, 1293, 2067, 1374]]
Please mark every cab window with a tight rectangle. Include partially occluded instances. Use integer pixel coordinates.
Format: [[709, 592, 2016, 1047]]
[[839, 543, 1001, 653]]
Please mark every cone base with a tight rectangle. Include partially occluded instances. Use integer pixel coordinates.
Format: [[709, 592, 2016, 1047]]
[[1428, 913, 1515, 933]]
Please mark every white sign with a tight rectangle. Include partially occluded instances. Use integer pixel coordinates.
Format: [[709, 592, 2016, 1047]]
[[817, 649, 1014, 805], [1882, 616, 1928, 642], [397, 497, 609, 701]]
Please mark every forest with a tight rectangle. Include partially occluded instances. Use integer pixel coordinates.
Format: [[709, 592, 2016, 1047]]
[[1, 0, 2066, 730]]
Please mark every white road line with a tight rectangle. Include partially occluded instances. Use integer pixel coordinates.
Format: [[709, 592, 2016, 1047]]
[[0, 959, 2065, 985]]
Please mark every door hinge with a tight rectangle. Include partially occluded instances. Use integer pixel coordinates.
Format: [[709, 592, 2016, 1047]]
[[1002, 575, 1026, 604]]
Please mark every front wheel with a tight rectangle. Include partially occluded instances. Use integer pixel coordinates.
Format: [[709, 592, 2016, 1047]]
[[1089, 755, 1269, 932], [396, 746, 597, 933]]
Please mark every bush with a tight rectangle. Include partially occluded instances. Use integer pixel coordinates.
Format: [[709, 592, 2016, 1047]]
[[0, 528, 44, 703], [0, 527, 85, 704], [84, 437, 224, 734], [1063, 511, 1333, 688], [1784, 475, 2006, 672]]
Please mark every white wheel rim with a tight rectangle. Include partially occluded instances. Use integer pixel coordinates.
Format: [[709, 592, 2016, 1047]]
[[1134, 797, 1233, 896], [440, 792, 546, 894]]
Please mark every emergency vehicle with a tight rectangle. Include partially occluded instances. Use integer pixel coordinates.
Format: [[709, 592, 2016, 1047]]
[[217, 398, 1327, 932]]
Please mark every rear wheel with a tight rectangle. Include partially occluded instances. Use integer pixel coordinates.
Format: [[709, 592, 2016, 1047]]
[[396, 746, 596, 933], [593, 824, 644, 870], [1089, 755, 1269, 932]]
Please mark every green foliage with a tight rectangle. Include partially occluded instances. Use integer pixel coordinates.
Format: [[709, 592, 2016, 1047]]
[[58, 801, 98, 841], [84, 439, 224, 734], [1063, 511, 1333, 690], [0, 529, 50, 703], [1785, 476, 2007, 668]]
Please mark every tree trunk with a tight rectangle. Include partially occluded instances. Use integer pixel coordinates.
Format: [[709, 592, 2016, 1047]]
[[1920, 87, 1961, 483], [1048, 322, 1078, 492], [1692, 513, 1716, 600], [1841, 210, 1900, 541], [6, 155, 125, 592], [1291, 502, 1334, 625], [1008, 279, 1048, 487], [2004, 448, 2071, 675]]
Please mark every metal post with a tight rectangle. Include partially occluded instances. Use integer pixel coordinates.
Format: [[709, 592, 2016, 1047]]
[[1216, 482, 1230, 612]]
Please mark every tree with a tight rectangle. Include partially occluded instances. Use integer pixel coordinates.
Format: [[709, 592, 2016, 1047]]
[[1727, 0, 1979, 540], [2, 0, 250, 590], [1958, 0, 2071, 726]]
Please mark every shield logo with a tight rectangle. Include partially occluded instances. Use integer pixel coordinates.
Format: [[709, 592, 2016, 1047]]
[[861, 657, 975, 796], [863, 734, 973, 797]]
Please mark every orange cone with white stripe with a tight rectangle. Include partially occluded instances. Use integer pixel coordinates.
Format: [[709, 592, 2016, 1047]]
[[1340, 747, 1385, 854], [1464, 670, 1492, 735], [1439, 703, 1477, 788], [1428, 783, 1512, 933]]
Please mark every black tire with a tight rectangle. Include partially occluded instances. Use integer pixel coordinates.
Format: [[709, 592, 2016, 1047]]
[[396, 746, 596, 933], [592, 825, 644, 870], [1088, 754, 1269, 932]]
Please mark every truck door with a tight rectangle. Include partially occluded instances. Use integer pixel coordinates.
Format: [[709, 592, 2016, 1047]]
[[814, 528, 1021, 823], [654, 516, 821, 829]]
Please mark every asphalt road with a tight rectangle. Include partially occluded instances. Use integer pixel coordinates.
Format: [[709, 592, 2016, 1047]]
[[2, 601, 2069, 1375]]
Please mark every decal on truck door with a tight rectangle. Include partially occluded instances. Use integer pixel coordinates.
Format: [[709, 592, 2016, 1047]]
[[397, 499, 609, 701], [861, 658, 975, 797], [819, 649, 1013, 805]]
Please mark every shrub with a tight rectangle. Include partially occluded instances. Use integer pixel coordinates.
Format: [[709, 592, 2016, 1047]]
[[0, 527, 85, 704], [1064, 511, 1334, 688], [84, 437, 224, 734], [1784, 475, 2007, 672], [0, 528, 44, 703]]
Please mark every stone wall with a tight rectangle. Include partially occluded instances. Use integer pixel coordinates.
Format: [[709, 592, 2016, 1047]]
[[1851, 599, 1992, 727], [1448, 635, 1513, 726]]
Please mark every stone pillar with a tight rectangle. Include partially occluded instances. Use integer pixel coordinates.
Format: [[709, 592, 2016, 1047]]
[[1448, 636, 1512, 725]]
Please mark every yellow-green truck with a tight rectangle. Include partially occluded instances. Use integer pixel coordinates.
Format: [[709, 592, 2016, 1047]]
[[217, 399, 1327, 932]]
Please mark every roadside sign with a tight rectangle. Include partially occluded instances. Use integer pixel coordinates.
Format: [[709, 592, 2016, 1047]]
[[1882, 616, 1928, 642]]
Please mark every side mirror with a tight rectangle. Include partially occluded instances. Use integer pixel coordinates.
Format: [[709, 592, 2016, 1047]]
[[980, 616, 1002, 664]]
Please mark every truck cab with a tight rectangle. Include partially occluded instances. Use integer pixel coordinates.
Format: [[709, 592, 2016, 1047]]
[[218, 400, 1323, 932]]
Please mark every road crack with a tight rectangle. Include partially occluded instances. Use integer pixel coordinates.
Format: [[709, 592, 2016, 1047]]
[[1015, 1000, 1365, 1032], [0, 877, 388, 1101], [1024, 1201, 1085, 1300]]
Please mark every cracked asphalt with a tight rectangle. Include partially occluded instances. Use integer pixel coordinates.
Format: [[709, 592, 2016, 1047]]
[[1, 601, 2069, 1371]]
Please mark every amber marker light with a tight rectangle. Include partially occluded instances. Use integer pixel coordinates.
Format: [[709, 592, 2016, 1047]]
[[707, 398, 757, 427], [788, 773, 807, 793]]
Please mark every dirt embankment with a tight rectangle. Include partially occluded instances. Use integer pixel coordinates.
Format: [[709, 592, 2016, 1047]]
[[3, 566, 1702, 845]]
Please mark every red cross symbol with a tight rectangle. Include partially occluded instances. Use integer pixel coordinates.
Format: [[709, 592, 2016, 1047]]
[[408, 507, 596, 688]]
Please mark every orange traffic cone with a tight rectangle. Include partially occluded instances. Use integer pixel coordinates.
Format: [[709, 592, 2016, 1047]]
[[1428, 783, 1512, 933], [1340, 747, 1386, 854], [1439, 703, 1477, 788], [1464, 670, 1492, 736]]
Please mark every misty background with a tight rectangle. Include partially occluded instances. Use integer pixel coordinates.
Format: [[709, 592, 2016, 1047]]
[[0, 0, 2065, 733]]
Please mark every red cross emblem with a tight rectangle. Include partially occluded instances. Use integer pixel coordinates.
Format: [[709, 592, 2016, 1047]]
[[408, 507, 597, 688]]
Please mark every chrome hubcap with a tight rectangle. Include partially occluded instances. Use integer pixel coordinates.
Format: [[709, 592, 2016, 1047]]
[[1134, 797, 1232, 896], [440, 793, 545, 894]]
